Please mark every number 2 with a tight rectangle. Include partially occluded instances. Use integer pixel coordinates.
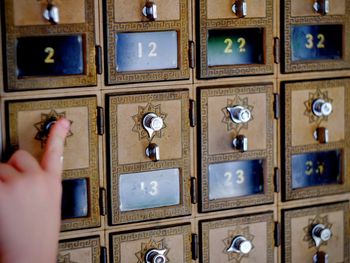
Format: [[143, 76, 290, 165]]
[[224, 38, 233, 53], [237, 38, 246, 52], [44, 47, 55, 63]]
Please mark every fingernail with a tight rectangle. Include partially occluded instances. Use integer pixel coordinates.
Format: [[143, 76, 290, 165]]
[[60, 118, 71, 129]]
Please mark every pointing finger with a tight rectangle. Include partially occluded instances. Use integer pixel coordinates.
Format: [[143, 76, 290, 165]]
[[40, 118, 70, 178]]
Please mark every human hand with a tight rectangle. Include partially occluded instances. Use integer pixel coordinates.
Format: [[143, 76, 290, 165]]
[[0, 118, 70, 263]]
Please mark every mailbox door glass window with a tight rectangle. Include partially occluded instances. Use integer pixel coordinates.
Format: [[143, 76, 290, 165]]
[[208, 159, 264, 200], [207, 28, 264, 66], [116, 31, 178, 72], [119, 169, 180, 211]]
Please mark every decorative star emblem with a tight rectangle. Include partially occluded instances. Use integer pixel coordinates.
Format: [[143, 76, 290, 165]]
[[223, 226, 254, 262], [135, 239, 169, 263], [57, 253, 78, 263], [34, 109, 73, 148], [304, 88, 333, 125], [303, 214, 332, 249], [221, 96, 254, 136], [132, 102, 167, 141]]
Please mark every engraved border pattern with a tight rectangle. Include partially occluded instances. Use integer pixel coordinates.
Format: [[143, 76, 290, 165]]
[[198, 0, 274, 78], [108, 90, 191, 225], [200, 212, 274, 263], [105, 0, 189, 84], [283, 202, 349, 263], [199, 84, 274, 212], [282, 0, 350, 73], [4, 0, 97, 90], [59, 236, 100, 262], [282, 79, 350, 201], [110, 224, 192, 263], [7, 97, 100, 231]]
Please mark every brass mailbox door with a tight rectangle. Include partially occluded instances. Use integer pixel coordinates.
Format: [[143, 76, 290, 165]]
[[110, 224, 192, 263], [106, 90, 191, 225], [6, 96, 100, 231], [282, 79, 350, 201], [104, 0, 189, 84], [282, 202, 349, 263], [197, 0, 274, 78], [282, 0, 350, 73], [3, 0, 97, 90], [200, 212, 274, 263], [58, 236, 101, 263], [198, 84, 274, 212]]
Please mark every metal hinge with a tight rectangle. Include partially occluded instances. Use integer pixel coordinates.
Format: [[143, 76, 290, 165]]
[[189, 99, 197, 127], [274, 167, 280, 193], [99, 188, 107, 216], [273, 37, 280, 64], [273, 93, 280, 120], [100, 246, 107, 263], [97, 107, 105, 135], [189, 41, 196, 69], [95, 45, 103, 75], [191, 234, 199, 260], [191, 177, 197, 204], [274, 222, 281, 247]]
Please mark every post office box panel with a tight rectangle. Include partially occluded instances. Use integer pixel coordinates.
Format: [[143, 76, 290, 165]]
[[110, 224, 192, 263], [198, 84, 274, 212], [6, 96, 100, 231], [282, 79, 350, 201], [197, 0, 273, 78], [3, 0, 96, 90], [282, 0, 350, 73], [282, 202, 349, 263], [58, 236, 101, 263], [106, 90, 191, 224], [104, 0, 189, 84], [200, 212, 274, 263]]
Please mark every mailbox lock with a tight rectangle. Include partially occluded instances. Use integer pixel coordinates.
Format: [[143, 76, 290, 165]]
[[43, 0, 60, 24], [145, 249, 167, 263], [142, 1, 157, 21], [227, 236, 253, 255], [145, 143, 160, 162], [232, 0, 247, 18], [143, 113, 164, 139], [313, 0, 329, 15], [311, 224, 332, 247], [227, 106, 251, 124], [312, 99, 332, 117], [233, 135, 248, 152], [43, 116, 57, 135]]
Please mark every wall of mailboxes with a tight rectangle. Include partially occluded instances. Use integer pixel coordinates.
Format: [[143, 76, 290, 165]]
[[0, 0, 349, 262]]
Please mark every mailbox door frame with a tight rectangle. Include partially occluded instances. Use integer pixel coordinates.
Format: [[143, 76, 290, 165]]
[[198, 84, 274, 212], [281, 79, 350, 201], [3, 0, 97, 91]]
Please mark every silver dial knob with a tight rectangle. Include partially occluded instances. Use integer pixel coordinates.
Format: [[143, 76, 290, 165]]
[[313, 0, 329, 15], [145, 249, 167, 263], [233, 135, 248, 152], [227, 106, 251, 124], [312, 99, 332, 117], [43, 1, 60, 24], [143, 113, 164, 139], [142, 1, 157, 21], [232, 0, 247, 18], [145, 143, 160, 162], [312, 224, 332, 247], [227, 236, 253, 255]]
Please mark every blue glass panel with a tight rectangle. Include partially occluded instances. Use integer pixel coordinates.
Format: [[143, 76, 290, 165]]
[[292, 150, 342, 189], [119, 169, 180, 211], [17, 35, 84, 77], [208, 159, 264, 200], [61, 178, 88, 219], [291, 25, 342, 61], [116, 31, 178, 72], [207, 28, 264, 66]]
